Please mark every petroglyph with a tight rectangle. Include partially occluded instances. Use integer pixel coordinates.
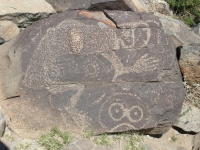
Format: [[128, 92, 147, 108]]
[[102, 52, 159, 82], [114, 28, 151, 49], [99, 93, 150, 131], [20, 16, 162, 130], [0, 10, 185, 137], [22, 20, 116, 88], [67, 28, 84, 54], [22, 18, 163, 88], [49, 84, 92, 128]]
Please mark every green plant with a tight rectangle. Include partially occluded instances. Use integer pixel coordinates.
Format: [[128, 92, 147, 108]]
[[167, 0, 200, 26], [14, 143, 31, 150], [38, 126, 73, 150], [124, 132, 145, 150], [93, 133, 110, 146], [83, 130, 94, 139], [3, 133, 15, 142], [171, 135, 178, 142], [180, 107, 192, 117]]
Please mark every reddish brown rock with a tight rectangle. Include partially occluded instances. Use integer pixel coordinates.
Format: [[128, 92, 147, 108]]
[[79, 10, 116, 27], [179, 44, 200, 85], [0, 10, 184, 138]]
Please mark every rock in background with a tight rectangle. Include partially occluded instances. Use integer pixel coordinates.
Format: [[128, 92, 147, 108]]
[[157, 14, 200, 47], [0, 0, 56, 28], [193, 23, 200, 37], [193, 133, 200, 150], [179, 44, 200, 86], [0, 21, 20, 44], [45, 0, 149, 13], [174, 101, 200, 133], [144, 0, 172, 15]]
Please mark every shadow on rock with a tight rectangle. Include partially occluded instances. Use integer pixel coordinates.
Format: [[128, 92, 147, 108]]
[[0, 141, 9, 150]]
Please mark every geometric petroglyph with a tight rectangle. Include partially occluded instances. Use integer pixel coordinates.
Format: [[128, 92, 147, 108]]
[[99, 93, 150, 132], [22, 17, 163, 88], [115, 28, 151, 49], [0, 10, 184, 137], [45, 53, 114, 84]]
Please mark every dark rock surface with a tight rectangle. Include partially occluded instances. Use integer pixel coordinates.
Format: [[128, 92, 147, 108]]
[[0, 10, 185, 138]]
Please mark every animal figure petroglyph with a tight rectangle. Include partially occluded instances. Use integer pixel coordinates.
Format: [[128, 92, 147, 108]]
[[21, 18, 161, 131]]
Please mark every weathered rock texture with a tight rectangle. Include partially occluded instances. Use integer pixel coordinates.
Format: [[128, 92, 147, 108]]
[[179, 44, 200, 85], [175, 101, 200, 133], [144, 0, 172, 15], [45, 0, 148, 13], [0, 110, 5, 137], [194, 23, 200, 37], [0, 0, 55, 27], [0, 10, 184, 138], [0, 21, 20, 44], [157, 14, 200, 47], [193, 133, 200, 150]]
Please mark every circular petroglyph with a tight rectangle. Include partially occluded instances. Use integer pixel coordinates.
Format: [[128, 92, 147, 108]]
[[129, 106, 143, 122], [85, 63, 98, 76], [99, 93, 150, 131], [66, 28, 84, 54], [82, 55, 108, 78], [109, 103, 124, 121]]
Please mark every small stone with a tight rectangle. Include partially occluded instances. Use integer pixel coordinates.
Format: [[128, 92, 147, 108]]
[[174, 130, 179, 135], [177, 146, 186, 150], [146, 135, 152, 139], [193, 23, 200, 36], [0, 111, 5, 137], [193, 142, 200, 150], [0, 21, 20, 43]]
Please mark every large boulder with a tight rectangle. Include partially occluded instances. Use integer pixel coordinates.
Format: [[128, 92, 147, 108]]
[[179, 44, 200, 86], [0, 0, 56, 27], [0, 10, 185, 138]]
